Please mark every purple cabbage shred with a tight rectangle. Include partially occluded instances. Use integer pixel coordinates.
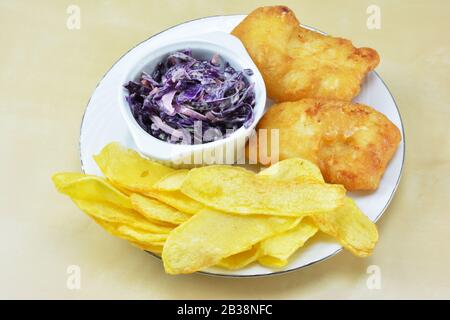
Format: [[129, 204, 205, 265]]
[[124, 49, 256, 144]]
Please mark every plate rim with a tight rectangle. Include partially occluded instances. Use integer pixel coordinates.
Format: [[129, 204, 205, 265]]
[[79, 14, 406, 278]]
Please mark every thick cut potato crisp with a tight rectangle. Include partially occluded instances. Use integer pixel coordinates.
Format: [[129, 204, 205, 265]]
[[258, 158, 324, 182], [181, 166, 345, 216], [94, 142, 174, 193], [311, 198, 378, 257], [212, 161, 324, 270], [53, 172, 174, 253], [116, 225, 168, 244], [94, 218, 164, 254], [258, 158, 378, 257], [52, 173, 132, 209], [74, 200, 173, 234], [218, 245, 260, 270], [258, 220, 318, 267], [143, 189, 204, 214], [162, 209, 299, 274], [154, 170, 189, 191], [131, 193, 191, 225]]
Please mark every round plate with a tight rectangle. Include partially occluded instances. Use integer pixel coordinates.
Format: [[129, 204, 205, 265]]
[[80, 15, 405, 277]]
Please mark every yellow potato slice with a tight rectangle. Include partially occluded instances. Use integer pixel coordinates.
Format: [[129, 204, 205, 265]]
[[311, 198, 378, 257], [130, 193, 191, 225], [93, 142, 174, 193], [258, 158, 324, 182], [73, 199, 173, 234], [117, 225, 168, 244], [258, 158, 378, 257], [144, 190, 204, 214], [181, 165, 345, 216], [93, 218, 164, 254], [162, 209, 299, 274], [258, 220, 318, 268], [154, 170, 189, 191], [217, 245, 260, 270], [257, 256, 285, 268], [52, 173, 132, 209]]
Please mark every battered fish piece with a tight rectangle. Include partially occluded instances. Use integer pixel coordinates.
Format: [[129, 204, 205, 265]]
[[253, 99, 401, 191], [232, 6, 380, 102]]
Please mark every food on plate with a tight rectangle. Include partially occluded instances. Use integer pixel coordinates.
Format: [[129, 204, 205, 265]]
[[73, 200, 173, 234], [124, 49, 256, 144], [232, 6, 380, 102], [162, 209, 300, 274], [142, 189, 204, 214], [258, 158, 324, 182], [181, 165, 346, 216], [116, 225, 168, 244], [259, 157, 378, 256], [217, 245, 260, 270], [52, 172, 175, 255], [94, 218, 165, 254], [258, 220, 318, 268], [52, 173, 133, 209], [94, 142, 204, 214], [154, 170, 189, 191], [253, 99, 401, 190], [311, 198, 378, 257], [130, 193, 191, 225], [53, 143, 378, 274], [94, 142, 174, 193], [73, 199, 171, 254]]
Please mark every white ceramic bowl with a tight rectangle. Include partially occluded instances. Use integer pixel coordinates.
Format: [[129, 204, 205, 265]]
[[118, 32, 266, 166]]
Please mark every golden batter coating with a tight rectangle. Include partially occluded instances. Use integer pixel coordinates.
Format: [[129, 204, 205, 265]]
[[232, 6, 380, 102], [254, 99, 401, 191]]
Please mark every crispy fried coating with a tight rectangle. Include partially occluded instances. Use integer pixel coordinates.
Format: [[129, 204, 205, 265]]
[[254, 99, 401, 191], [232, 6, 380, 102]]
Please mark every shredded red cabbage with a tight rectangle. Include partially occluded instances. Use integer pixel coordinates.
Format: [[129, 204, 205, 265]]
[[124, 49, 255, 144]]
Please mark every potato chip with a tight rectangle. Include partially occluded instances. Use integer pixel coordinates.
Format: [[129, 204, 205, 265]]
[[117, 225, 168, 244], [93, 142, 174, 193], [258, 158, 378, 257], [131, 193, 191, 225], [92, 217, 120, 235], [144, 189, 204, 214], [181, 165, 345, 216], [109, 181, 133, 196], [52, 173, 132, 209], [162, 209, 298, 274], [94, 218, 164, 254], [73, 199, 173, 234], [257, 256, 285, 268], [154, 170, 189, 191], [311, 198, 378, 257], [217, 245, 260, 270], [258, 158, 324, 182], [258, 220, 318, 267], [54, 138, 378, 273]]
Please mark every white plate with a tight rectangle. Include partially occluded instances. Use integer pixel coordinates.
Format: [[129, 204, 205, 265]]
[[80, 15, 405, 277]]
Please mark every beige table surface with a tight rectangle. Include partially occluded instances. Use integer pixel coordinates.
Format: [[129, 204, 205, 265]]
[[1, 0, 449, 299]]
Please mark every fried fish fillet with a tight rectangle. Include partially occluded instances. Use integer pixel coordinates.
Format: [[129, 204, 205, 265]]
[[253, 99, 401, 191], [232, 6, 380, 102]]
